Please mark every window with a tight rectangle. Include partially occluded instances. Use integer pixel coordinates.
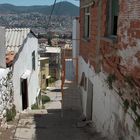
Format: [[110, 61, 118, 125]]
[[107, 0, 119, 36], [32, 51, 35, 70], [84, 7, 90, 39]]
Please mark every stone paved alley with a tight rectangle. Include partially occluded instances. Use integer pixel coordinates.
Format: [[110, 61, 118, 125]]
[[1, 80, 108, 140]]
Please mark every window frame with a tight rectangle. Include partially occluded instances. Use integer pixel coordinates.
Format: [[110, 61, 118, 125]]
[[107, 0, 119, 37], [83, 6, 90, 39]]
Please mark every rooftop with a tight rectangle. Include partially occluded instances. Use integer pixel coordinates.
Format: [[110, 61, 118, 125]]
[[39, 57, 49, 61], [6, 28, 30, 53], [46, 47, 61, 54], [5, 28, 32, 66]]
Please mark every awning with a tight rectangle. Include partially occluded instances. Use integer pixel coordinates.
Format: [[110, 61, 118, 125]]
[[21, 70, 31, 79]]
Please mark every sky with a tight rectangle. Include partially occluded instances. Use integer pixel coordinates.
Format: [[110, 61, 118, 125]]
[[0, 0, 79, 6]]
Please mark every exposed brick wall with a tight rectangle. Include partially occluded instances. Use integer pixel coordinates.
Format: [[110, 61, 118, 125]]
[[80, 3, 98, 67], [80, 0, 140, 106]]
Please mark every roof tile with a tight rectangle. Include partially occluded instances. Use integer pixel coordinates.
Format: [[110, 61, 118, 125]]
[[6, 28, 30, 53]]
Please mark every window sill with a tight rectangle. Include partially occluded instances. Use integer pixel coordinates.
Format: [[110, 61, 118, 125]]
[[82, 37, 90, 42], [100, 36, 117, 44]]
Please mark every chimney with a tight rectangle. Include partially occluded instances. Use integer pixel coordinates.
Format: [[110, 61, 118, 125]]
[[0, 27, 6, 68]]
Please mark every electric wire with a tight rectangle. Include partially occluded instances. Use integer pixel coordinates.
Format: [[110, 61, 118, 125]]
[[46, 0, 57, 28]]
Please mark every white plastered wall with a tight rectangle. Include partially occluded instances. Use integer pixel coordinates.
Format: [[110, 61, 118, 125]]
[[13, 33, 40, 111], [79, 56, 140, 140]]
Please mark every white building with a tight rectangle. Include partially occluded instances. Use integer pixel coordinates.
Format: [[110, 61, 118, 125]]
[[72, 17, 80, 59], [6, 28, 40, 111]]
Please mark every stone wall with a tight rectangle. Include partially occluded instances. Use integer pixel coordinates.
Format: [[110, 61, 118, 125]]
[[0, 69, 14, 125]]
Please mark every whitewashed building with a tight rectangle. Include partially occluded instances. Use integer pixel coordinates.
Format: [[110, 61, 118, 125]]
[[72, 17, 80, 60], [6, 28, 40, 111]]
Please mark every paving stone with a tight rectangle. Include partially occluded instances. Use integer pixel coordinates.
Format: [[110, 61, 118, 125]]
[[13, 80, 108, 140]]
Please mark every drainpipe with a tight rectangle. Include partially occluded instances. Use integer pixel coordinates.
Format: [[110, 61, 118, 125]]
[[95, 0, 102, 73]]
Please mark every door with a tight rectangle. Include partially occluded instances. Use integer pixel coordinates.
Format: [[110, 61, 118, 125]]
[[86, 79, 93, 120], [21, 79, 28, 110]]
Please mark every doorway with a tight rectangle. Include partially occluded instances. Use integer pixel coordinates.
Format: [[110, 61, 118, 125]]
[[86, 79, 93, 120], [21, 78, 28, 110]]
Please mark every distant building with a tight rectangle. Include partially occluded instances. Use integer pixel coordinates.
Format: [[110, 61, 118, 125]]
[[61, 44, 72, 59], [6, 28, 40, 111], [39, 57, 50, 90], [39, 47, 61, 80]]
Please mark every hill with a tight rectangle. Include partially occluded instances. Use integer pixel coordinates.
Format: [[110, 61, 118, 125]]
[[0, 1, 79, 16]]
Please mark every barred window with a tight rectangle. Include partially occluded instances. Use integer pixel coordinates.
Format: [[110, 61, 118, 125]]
[[84, 7, 90, 39], [107, 0, 119, 36]]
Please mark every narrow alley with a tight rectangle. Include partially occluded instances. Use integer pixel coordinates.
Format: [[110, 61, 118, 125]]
[[12, 80, 107, 140], [1, 0, 140, 140]]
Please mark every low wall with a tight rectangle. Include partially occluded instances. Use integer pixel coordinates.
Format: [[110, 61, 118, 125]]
[[0, 69, 14, 125]]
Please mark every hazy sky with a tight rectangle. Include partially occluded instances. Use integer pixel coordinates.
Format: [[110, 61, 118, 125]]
[[0, 0, 79, 6]]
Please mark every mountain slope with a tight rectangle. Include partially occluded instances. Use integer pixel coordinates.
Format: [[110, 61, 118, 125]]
[[0, 1, 79, 16]]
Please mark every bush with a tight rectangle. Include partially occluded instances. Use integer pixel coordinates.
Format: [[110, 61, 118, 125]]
[[31, 103, 39, 110], [48, 77, 56, 84], [42, 95, 50, 104], [106, 74, 116, 89], [6, 105, 16, 122]]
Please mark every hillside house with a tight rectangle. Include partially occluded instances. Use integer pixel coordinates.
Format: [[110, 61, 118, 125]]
[[78, 0, 140, 139], [39, 47, 61, 81], [39, 57, 50, 90], [6, 28, 40, 111]]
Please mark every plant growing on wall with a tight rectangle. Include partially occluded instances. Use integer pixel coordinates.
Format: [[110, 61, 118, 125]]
[[131, 100, 137, 113], [6, 105, 16, 122], [124, 75, 134, 88], [135, 116, 140, 128], [123, 99, 129, 112], [106, 73, 116, 89]]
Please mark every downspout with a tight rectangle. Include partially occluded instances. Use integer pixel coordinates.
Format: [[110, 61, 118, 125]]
[[95, 0, 102, 73]]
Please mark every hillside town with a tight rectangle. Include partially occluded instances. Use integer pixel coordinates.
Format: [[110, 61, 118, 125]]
[[0, 13, 73, 35], [0, 0, 140, 140]]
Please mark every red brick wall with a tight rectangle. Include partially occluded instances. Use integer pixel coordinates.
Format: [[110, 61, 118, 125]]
[[80, 0, 140, 78], [80, 4, 98, 67], [80, 0, 140, 102]]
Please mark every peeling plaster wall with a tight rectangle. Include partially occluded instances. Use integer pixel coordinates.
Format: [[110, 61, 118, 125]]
[[118, 0, 140, 78], [79, 0, 140, 139], [0, 69, 14, 125], [79, 56, 140, 140]]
